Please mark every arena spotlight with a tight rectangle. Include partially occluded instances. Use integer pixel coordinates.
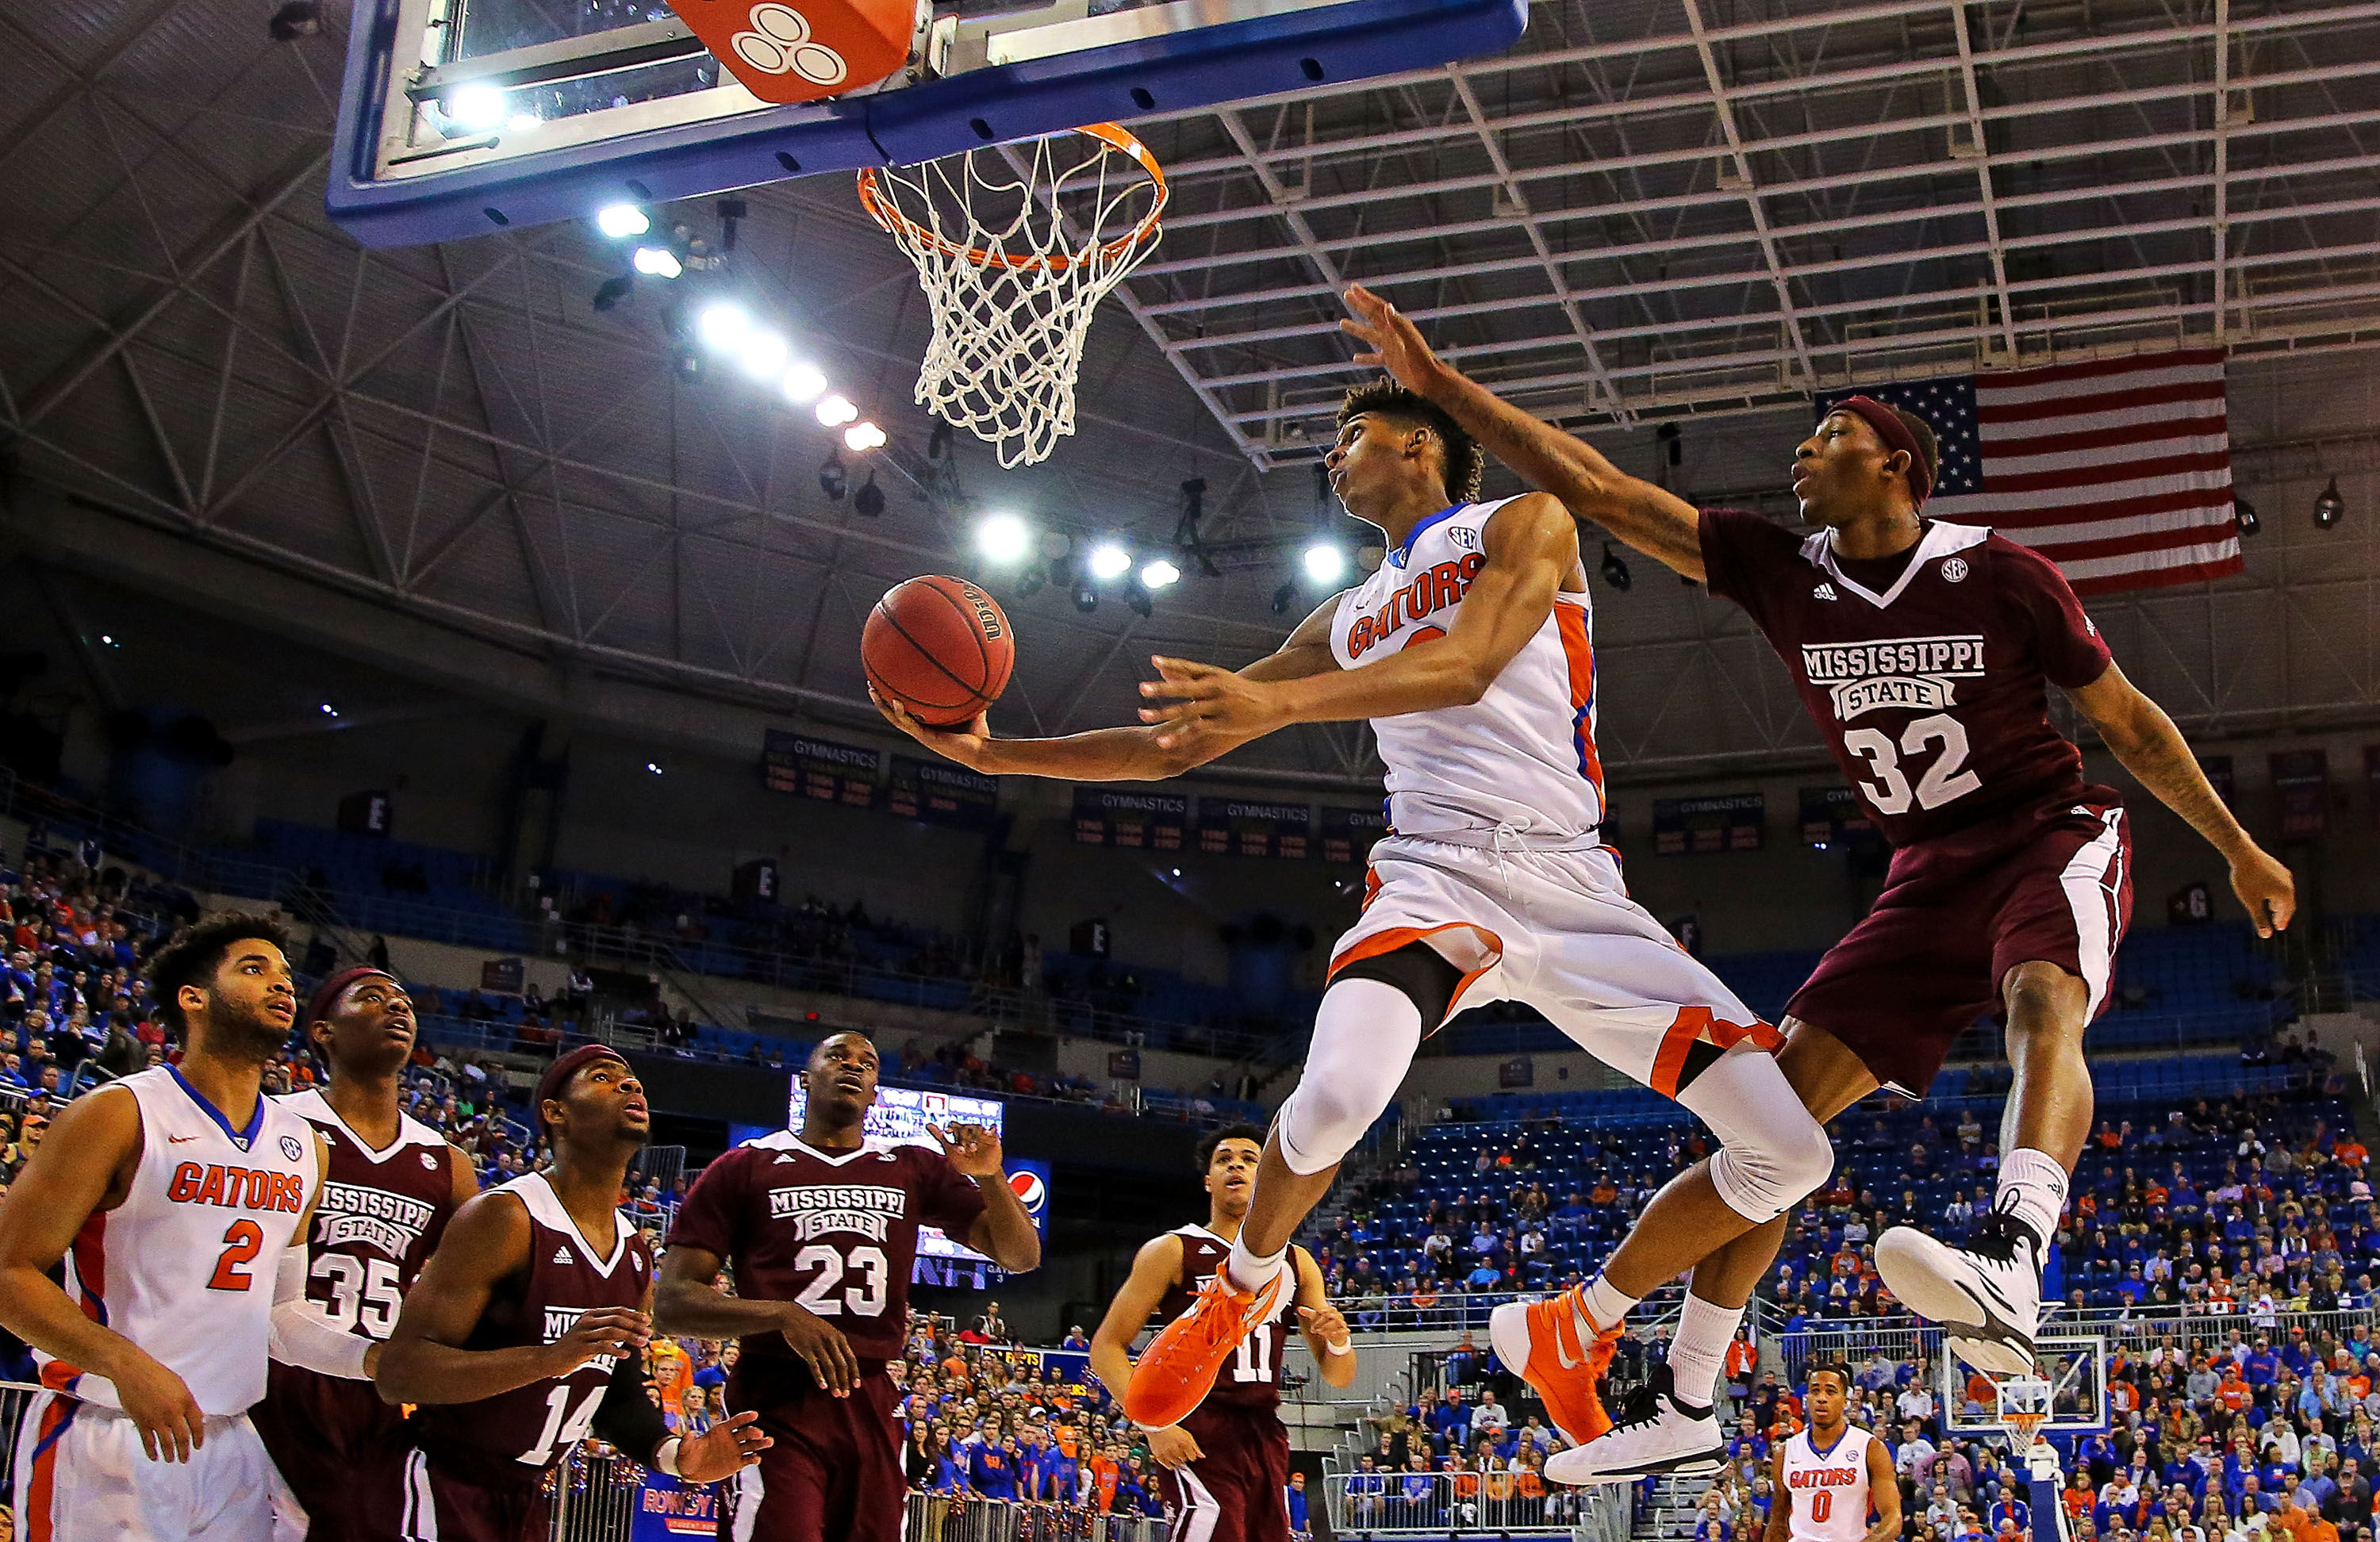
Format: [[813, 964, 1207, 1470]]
[[631, 245, 681, 279], [854, 473, 885, 518], [737, 329, 788, 379], [2234, 494, 2260, 536], [820, 450, 848, 501], [319, 703, 339, 717], [780, 362, 827, 403], [1302, 542, 1347, 585], [2315, 477, 2347, 529], [695, 301, 751, 350], [816, 394, 858, 428], [1073, 584, 1099, 614], [645, 761, 663, 775], [447, 85, 508, 131], [596, 203, 650, 239], [590, 274, 633, 312], [844, 422, 887, 452], [976, 512, 1033, 566], [1087, 543, 1133, 581], [1140, 558, 1181, 590], [1599, 543, 1632, 593]]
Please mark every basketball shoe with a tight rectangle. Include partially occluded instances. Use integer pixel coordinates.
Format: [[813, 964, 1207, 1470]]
[[1488, 1288, 1622, 1447], [1873, 1200, 2042, 1377], [1543, 1364, 1725, 1485], [1123, 1265, 1286, 1429]]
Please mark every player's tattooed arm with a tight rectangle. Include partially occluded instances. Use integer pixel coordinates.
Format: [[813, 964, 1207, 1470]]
[[1291, 1246, 1358, 1389], [0, 1084, 208, 1463], [1861, 1431, 1902, 1542], [1340, 283, 1708, 581], [2068, 660, 2297, 937], [873, 596, 1341, 782], [1142, 494, 1577, 749], [374, 1190, 651, 1405], [654, 1240, 862, 1396]]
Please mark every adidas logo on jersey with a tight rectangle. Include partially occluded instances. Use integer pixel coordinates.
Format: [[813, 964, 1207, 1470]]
[[1813, 583, 1837, 601], [552, 1247, 574, 1264], [774, 1153, 798, 1164]]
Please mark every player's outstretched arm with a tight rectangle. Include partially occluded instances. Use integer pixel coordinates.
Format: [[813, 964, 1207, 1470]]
[[2067, 661, 2296, 937], [934, 1121, 1042, 1273], [0, 1085, 208, 1463], [1290, 1247, 1358, 1390], [1140, 493, 1575, 754], [1862, 1432, 1903, 1542], [374, 1189, 651, 1405], [1341, 284, 1707, 581], [873, 594, 1343, 782], [271, 1128, 380, 1381], [1088, 1233, 1203, 1469]]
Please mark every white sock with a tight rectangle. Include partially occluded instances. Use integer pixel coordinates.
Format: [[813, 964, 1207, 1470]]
[[1995, 1148, 2069, 1249], [1226, 1235, 1288, 1295], [1580, 1273, 1640, 1331], [1665, 1294, 1741, 1410]]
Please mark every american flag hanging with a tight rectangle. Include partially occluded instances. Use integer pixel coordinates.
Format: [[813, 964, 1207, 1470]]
[[1816, 347, 2244, 595]]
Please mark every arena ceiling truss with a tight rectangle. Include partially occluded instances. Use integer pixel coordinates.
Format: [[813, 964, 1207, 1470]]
[[0, 0, 2376, 790]]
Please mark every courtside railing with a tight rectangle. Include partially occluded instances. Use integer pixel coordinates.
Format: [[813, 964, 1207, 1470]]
[[1322, 1468, 1625, 1537]]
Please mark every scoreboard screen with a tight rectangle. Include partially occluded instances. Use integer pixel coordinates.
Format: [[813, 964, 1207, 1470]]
[[781, 1082, 1006, 1263]]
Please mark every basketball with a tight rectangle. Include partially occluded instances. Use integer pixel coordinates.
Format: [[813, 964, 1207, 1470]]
[[862, 575, 1015, 727]]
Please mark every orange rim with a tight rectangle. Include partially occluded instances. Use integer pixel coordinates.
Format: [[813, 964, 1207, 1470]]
[[857, 122, 1168, 272]]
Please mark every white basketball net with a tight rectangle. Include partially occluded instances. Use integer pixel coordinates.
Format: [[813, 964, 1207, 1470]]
[[860, 125, 1167, 468]]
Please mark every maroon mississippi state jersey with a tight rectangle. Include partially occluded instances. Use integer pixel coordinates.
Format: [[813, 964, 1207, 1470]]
[[277, 1089, 459, 1338], [1699, 511, 2117, 846], [666, 1131, 988, 1364], [406, 1172, 652, 1486], [1155, 1227, 1295, 1412]]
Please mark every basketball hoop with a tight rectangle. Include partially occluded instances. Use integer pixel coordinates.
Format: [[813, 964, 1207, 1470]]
[[858, 124, 1167, 468], [1997, 1376, 2055, 1471]]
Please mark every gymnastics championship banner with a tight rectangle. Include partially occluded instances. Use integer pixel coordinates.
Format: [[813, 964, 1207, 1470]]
[[1071, 788, 1187, 850], [1797, 786, 1880, 850], [1651, 792, 1765, 855], [885, 754, 1000, 830], [1196, 798, 1312, 859], [761, 731, 879, 807], [1319, 804, 1389, 864]]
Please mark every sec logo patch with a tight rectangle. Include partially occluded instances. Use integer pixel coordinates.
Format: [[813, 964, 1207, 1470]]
[[281, 1134, 305, 1161], [1940, 558, 1969, 583]]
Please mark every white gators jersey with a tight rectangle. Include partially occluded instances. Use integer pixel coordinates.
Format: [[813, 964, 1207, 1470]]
[[1329, 497, 1605, 839], [1781, 1425, 1875, 1542], [43, 1065, 321, 1415]]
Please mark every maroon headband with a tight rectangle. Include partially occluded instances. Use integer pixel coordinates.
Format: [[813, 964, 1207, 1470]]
[[536, 1044, 630, 1133], [304, 965, 397, 1030], [1828, 395, 1933, 508]]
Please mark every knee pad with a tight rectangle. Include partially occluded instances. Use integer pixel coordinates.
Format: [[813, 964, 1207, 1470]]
[[1708, 1110, 1834, 1222], [1276, 976, 1426, 1176]]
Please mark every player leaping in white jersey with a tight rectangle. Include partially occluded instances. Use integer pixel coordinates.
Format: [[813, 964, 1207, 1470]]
[[879, 377, 1832, 1464], [1768, 1362, 1898, 1542]]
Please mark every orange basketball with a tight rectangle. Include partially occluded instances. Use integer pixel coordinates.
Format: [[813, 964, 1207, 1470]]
[[862, 575, 1015, 728]]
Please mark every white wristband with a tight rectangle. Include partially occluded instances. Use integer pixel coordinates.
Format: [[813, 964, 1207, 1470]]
[[654, 1437, 684, 1478], [1325, 1338, 1355, 1358]]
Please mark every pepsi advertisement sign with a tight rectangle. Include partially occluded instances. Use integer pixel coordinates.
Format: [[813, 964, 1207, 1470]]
[[781, 1081, 1047, 1270]]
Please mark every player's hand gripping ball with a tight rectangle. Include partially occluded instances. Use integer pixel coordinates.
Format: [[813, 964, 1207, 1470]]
[[862, 576, 1015, 728]]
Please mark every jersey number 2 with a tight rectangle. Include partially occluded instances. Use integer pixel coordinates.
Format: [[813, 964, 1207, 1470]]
[[1843, 712, 1982, 816], [791, 1244, 890, 1317], [208, 1220, 264, 1291]]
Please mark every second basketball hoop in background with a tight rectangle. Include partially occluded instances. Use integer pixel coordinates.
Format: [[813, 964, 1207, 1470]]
[[859, 124, 1167, 468]]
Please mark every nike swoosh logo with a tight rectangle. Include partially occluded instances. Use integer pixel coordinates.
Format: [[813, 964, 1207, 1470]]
[[1552, 1299, 1595, 1369], [168, 1133, 199, 1143]]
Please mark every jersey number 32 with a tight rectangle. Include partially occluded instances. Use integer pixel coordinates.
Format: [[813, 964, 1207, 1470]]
[[1842, 713, 1982, 816]]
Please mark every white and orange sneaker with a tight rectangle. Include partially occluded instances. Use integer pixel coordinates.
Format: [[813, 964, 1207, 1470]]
[[1123, 1265, 1287, 1429], [1488, 1287, 1623, 1446]]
